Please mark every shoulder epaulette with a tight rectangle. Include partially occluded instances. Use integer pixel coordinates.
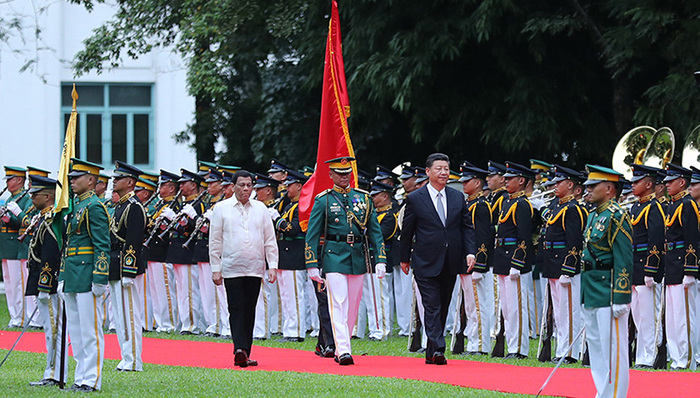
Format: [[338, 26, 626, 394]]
[[316, 189, 331, 198]]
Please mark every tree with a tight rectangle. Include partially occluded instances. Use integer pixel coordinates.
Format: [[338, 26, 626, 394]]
[[70, 0, 700, 171]]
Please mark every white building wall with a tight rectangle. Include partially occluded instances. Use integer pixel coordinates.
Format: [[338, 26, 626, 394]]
[[0, 0, 195, 180]]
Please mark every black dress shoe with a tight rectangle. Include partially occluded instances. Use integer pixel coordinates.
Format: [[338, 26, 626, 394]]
[[322, 347, 335, 358], [234, 349, 249, 367], [280, 336, 304, 343], [467, 351, 488, 356], [506, 353, 527, 360], [335, 353, 354, 365], [314, 345, 324, 357], [633, 364, 652, 369], [179, 330, 193, 336], [245, 359, 258, 367], [79, 385, 97, 392], [65, 383, 82, 391], [29, 379, 59, 387]]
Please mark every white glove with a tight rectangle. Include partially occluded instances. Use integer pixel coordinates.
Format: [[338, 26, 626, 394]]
[[37, 291, 50, 303], [508, 267, 521, 280], [6, 201, 21, 216], [91, 283, 108, 297], [121, 277, 134, 287], [161, 207, 176, 221], [612, 303, 630, 319], [471, 272, 483, 282], [558, 275, 571, 286], [376, 263, 386, 279], [203, 209, 213, 220], [308, 268, 324, 284], [182, 204, 197, 219], [644, 276, 654, 288], [683, 275, 696, 288]]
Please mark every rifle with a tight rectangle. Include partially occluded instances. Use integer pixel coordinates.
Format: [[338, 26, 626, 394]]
[[18, 212, 44, 243], [537, 282, 553, 362], [157, 189, 207, 240], [143, 188, 181, 248], [0, 190, 29, 219], [491, 311, 506, 357], [652, 284, 667, 369]]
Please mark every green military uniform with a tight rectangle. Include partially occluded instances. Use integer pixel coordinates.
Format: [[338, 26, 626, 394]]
[[581, 199, 633, 307], [580, 164, 632, 398], [305, 185, 386, 274], [304, 156, 386, 365], [60, 190, 111, 292]]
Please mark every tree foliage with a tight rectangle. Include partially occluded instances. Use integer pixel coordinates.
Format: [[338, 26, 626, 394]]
[[70, 0, 700, 171]]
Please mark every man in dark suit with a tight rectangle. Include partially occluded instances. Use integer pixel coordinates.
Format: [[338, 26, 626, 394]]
[[400, 153, 476, 365]]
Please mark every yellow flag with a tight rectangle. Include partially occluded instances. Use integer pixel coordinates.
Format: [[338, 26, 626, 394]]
[[54, 84, 78, 214]]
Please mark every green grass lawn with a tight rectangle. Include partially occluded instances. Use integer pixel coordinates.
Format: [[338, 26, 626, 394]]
[[0, 292, 566, 397]]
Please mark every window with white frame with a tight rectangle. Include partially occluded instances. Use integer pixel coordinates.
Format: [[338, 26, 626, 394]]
[[60, 83, 154, 168]]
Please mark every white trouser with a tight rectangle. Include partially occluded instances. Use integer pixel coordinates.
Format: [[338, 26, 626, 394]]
[[445, 278, 460, 333], [490, 269, 500, 337], [411, 276, 428, 348], [147, 261, 178, 332], [354, 288, 367, 338], [109, 277, 144, 371], [460, 273, 492, 353], [63, 291, 104, 390], [254, 278, 272, 339], [173, 263, 203, 334], [549, 276, 582, 359], [583, 305, 629, 398], [2, 259, 31, 327], [278, 269, 308, 338], [36, 293, 67, 382], [529, 274, 543, 338], [138, 271, 155, 331], [363, 272, 393, 340], [326, 273, 364, 356], [393, 266, 413, 336], [666, 283, 697, 369], [631, 283, 661, 366], [498, 274, 530, 356], [198, 262, 229, 335], [305, 278, 319, 337], [695, 283, 700, 364]]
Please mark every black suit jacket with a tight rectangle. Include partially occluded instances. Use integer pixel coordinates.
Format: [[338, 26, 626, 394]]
[[400, 184, 476, 277]]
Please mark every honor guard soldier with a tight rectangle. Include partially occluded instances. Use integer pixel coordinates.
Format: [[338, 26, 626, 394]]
[[196, 167, 230, 338], [393, 164, 417, 338], [143, 170, 180, 332], [528, 159, 552, 336], [539, 165, 586, 363], [1, 166, 33, 328], [109, 161, 147, 371], [486, 161, 508, 220], [581, 165, 633, 398], [18, 167, 45, 329], [166, 169, 206, 334], [25, 175, 67, 387], [60, 158, 111, 392], [305, 156, 386, 365], [452, 162, 494, 355], [275, 170, 311, 342], [268, 160, 291, 213], [363, 180, 398, 341], [662, 163, 699, 370], [628, 164, 665, 369], [493, 161, 535, 359], [252, 174, 282, 339], [134, 174, 158, 331]]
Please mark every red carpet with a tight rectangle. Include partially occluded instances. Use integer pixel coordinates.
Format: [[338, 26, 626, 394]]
[[1, 330, 698, 397]]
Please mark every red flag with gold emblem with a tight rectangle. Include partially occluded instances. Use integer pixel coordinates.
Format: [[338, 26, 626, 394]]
[[298, 0, 357, 231]]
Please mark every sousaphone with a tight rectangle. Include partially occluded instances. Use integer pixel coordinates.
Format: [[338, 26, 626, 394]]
[[643, 127, 675, 170], [682, 124, 700, 169], [612, 126, 657, 180]]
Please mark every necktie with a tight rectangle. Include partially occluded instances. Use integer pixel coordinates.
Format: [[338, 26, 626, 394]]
[[436, 191, 446, 226]]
